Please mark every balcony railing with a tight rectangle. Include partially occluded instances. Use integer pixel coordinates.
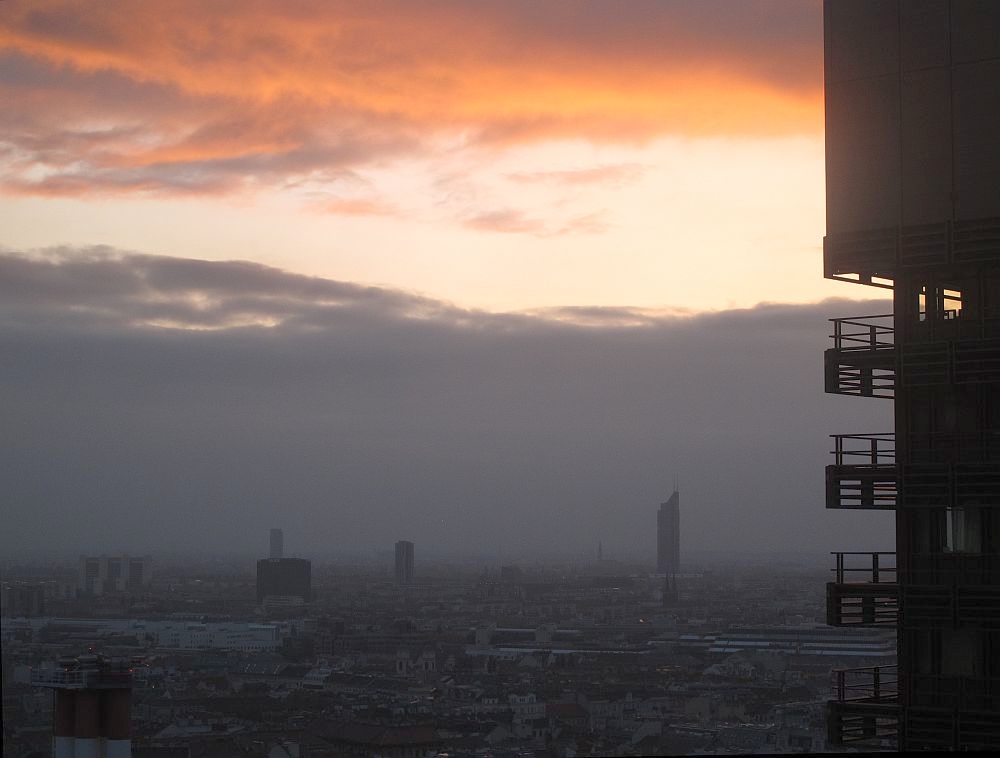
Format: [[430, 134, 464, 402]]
[[831, 315, 895, 352], [833, 664, 899, 704], [832, 552, 897, 584], [825, 315, 895, 398], [30, 668, 92, 688], [832, 432, 895, 466], [30, 656, 137, 689], [827, 433, 897, 509], [827, 552, 898, 627], [828, 664, 899, 746]]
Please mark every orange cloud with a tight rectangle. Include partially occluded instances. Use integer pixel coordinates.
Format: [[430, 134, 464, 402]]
[[315, 198, 398, 217], [0, 0, 822, 198], [463, 208, 609, 237], [507, 164, 646, 187]]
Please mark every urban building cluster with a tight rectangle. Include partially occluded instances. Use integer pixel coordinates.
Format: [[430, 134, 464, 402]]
[[78, 555, 153, 597], [4, 524, 891, 756]]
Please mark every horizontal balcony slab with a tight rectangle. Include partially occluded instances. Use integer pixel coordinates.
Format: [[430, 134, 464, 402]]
[[826, 464, 897, 509], [827, 582, 899, 627]]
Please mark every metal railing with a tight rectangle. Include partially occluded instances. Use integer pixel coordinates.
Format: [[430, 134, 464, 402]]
[[827, 434, 898, 509], [31, 668, 133, 689], [826, 315, 895, 398], [30, 656, 137, 689], [833, 665, 899, 704], [832, 433, 895, 466], [832, 552, 897, 584], [30, 668, 93, 688], [830, 315, 894, 351]]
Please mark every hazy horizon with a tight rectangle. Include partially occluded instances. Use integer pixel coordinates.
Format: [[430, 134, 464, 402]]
[[2, 249, 894, 562], [0, 1, 893, 573]]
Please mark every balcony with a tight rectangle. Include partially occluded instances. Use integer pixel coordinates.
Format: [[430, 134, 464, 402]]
[[827, 664, 899, 747], [826, 552, 898, 627], [825, 315, 895, 398], [826, 433, 896, 509], [825, 217, 1000, 286], [824, 228, 896, 288]]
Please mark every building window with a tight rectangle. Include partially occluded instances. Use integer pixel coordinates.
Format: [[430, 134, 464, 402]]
[[917, 285, 963, 322], [944, 506, 984, 554]]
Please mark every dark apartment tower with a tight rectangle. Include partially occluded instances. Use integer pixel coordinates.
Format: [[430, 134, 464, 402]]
[[395, 540, 415, 584], [256, 530, 310, 604], [256, 557, 311, 604], [657, 490, 680, 575], [823, 1, 1000, 750]]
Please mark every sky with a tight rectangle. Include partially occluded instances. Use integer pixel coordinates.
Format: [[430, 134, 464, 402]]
[[0, 0, 840, 312], [0, 1, 893, 562]]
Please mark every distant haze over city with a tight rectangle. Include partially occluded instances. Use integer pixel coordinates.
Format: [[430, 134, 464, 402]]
[[1, 251, 893, 561]]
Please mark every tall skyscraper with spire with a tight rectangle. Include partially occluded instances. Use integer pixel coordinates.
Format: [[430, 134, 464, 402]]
[[657, 490, 680, 575]]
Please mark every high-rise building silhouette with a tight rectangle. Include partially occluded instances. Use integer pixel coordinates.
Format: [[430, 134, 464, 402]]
[[395, 540, 415, 584], [77, 555, 151, 595], [657, 490, 680, 575], [256, 529, 310, 605], [823, 1, 1000, 749]]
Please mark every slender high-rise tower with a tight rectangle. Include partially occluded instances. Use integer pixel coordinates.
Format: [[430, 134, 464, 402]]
[[823, 2, 1000, 750], [270, 528, 284, 560], [395, 540, 415, 584], [657, 490, 680, 575]]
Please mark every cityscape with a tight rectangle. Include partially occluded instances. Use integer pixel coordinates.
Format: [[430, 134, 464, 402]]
[[5, 519, 894, 756], [4, 0, 1000, 755]]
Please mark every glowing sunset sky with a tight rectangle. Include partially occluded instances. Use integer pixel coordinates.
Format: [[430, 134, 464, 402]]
[[1, 0, 846, 313], [2, 1, 901, 558]]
